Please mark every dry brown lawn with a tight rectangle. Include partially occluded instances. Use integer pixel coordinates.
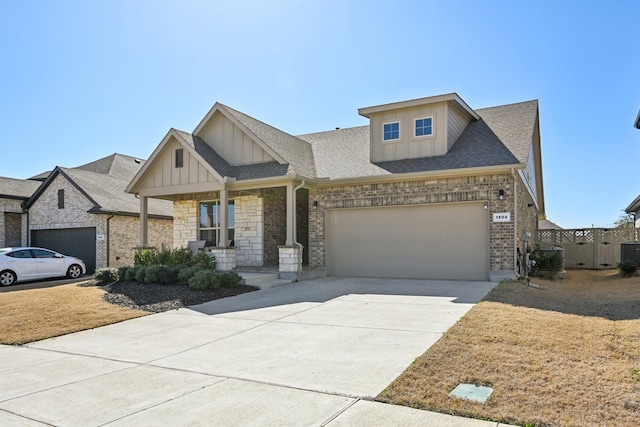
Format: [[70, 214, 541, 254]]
[[378, 270, 640, 427], [0, 282, 149, 345]]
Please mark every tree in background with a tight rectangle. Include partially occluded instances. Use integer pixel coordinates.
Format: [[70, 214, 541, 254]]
[[614, 211, 636, 228]]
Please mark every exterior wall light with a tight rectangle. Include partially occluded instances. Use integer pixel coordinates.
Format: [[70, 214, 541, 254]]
[[498, 189, 504, 200], [312, 201, 318, 210]]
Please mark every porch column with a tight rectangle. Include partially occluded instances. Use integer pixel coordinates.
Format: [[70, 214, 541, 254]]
[[219, 188, 229, 247], [286, 182, 295, 246], [139, 195, 148, 247]]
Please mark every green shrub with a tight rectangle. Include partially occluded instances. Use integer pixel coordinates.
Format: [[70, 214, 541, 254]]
[[170, 248, 194, 266], [118, 266, 130, 282], [618, 260, 638, 277], [144, 265, 172, 284], [530, 246, 563, 279], [135, 265, 147, 283], [178, 265, 202, 286], [188, 269, 221, 290], [134, 248, 158, 266], [94, 267, 119, 285], [124, 265, 140, 282], [133, 247, 195, 267], [218, 271, 241, 287], [192, 252, 216, 269]]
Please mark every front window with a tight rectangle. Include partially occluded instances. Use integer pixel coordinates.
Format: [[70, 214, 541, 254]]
[[415, 117, 433, 137], [199, 200, 235, 246], [383, 122, 400, 141]]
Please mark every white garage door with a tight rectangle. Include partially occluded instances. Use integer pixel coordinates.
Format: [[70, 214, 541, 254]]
[[326, 203, 489, 280]]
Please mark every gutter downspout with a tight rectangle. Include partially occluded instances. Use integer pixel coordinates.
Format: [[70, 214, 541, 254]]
[[106, 214, 115, 267], [21, 200, 30, 246], [293, 180, 306, 281], [512, 168, 519, 279]]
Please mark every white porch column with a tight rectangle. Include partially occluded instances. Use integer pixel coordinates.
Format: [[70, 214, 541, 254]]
[[286, 182, 295, 246], [219, 188, 229, 247], [139, 195, 148, 247]]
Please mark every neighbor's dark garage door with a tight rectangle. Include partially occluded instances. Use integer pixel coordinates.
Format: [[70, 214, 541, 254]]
[[31, 228, 97, 273]]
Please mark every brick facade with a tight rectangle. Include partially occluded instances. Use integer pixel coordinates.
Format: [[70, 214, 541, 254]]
[[308, 173, 518, 278], [29, 174, 172, 270], [0, 198, 27, 247]]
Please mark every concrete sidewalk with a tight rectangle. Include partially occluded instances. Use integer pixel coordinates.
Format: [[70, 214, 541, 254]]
[[0, 276, 513, 426]]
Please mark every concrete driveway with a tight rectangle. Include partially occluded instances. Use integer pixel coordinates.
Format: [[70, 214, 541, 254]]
[[0, 276, 511, 426]]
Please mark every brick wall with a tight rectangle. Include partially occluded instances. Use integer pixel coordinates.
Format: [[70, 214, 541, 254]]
[[308, 173, 516, 276], [262, 188, 286, 266], [103, 215, 173, 268], [0, 198, 27, 247]]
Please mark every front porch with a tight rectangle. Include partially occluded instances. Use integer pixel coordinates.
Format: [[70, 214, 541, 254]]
[[138, 184, 311, 281]]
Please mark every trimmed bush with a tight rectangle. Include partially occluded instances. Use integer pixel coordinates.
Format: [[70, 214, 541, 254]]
[[178, 266, 203, 286], [125, 265, 140, 282], [192, 252, 216, 269], [144, 265, 172, 285], [134, 265, 147, 283], [618, 260, 638, 277], [188, 269, 221, 290], [218, 271, 241, 287], [118, 266, 130, 282], [530, 246, 564, 279], [94, 267, 119, 285]]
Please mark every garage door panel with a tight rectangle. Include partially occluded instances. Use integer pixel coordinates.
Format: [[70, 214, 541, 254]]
[[327, 203, 488, 280], [31, 228, 96, 273]]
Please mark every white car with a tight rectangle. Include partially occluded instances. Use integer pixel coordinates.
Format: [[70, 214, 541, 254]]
[[0, 247, 87, 286]]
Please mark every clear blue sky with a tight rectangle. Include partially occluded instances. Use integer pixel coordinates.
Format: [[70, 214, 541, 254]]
[[1, 0, 638, 228]]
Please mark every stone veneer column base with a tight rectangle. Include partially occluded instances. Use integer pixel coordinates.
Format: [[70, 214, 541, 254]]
[[208, 248, 236, 271], [278, 246, 301, 281]]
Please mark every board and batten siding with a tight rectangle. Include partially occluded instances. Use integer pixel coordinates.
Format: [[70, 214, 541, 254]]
[[447, 102, 472, 150], [138, 137, 222, 196], [370, 101, 445, 162], [196, 113, 275, 166]]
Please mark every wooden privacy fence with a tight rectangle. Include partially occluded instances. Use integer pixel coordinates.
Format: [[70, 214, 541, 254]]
[[536, 228, 640, 269]]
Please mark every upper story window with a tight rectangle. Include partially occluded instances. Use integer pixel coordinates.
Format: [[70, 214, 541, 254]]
[[175, 148, 184, 168], [415, 117, 433, 137], [383, 122, 400, 141]]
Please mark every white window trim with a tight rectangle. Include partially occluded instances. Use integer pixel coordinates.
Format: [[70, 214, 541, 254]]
[[382, 120, 401, 143], [414, 116, 434, 139]]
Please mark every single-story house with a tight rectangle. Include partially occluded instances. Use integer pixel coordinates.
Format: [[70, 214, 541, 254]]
[[24, 154, 173, 272], [0, 177, 42, 247], [127, 93, 545, 281]]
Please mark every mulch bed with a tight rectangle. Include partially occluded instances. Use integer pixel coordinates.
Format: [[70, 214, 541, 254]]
[[102, 282, 258, 313]]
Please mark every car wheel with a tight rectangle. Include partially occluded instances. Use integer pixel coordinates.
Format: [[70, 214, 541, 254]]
[[66, 264, 83, 279], [0, 270, 16, 286]]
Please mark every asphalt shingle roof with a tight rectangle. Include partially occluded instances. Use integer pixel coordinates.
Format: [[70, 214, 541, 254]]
[[173, 98, 538, 182], [0, 177, 41, 199]]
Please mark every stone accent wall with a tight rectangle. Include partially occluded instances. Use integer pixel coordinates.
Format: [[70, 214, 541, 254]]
[[0, 198, 27, 247], [308, 173, 516, 276], [173, 199, 198, 249], [208, 247, 236, 271], [262, 188, 286, 266], [234, 195, 263, 266], [104, 215, 173, 269], [278, 245, 301, 280]]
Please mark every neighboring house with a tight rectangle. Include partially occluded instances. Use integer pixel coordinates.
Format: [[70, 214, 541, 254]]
[[0, 177, 41, 247], [626, 195, 640, 228], [24, 154, 173, 272], [539, 219, 563, 230], [127, 93, 545, 281]]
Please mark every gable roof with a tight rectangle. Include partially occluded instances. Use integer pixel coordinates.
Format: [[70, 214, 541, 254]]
[[131, 96, 540, 186], [26, 154, 172, 217], [0, 177, 41, 200]]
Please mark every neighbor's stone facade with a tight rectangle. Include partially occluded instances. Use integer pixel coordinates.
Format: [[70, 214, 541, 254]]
[[308, 173, 522, 279]]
